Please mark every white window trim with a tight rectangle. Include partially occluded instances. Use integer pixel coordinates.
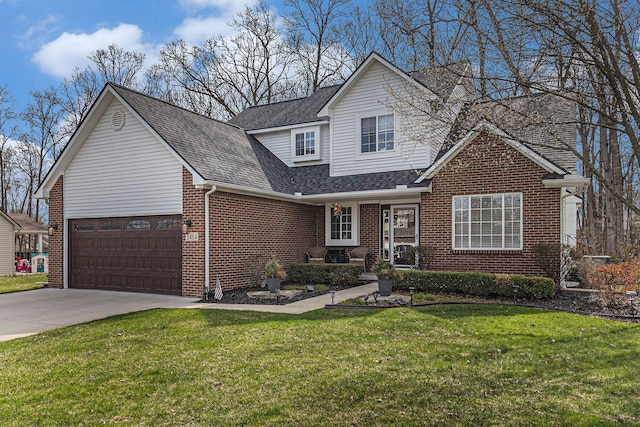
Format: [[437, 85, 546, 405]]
[[325, 202, 359, 246], [354, 110, 401, 160], [451, 193, 523, 251], [291, 125, 321, 162]]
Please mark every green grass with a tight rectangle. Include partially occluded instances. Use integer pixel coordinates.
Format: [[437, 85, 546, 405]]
[[0, 273, 47, 294], [0, 305, 639, 425]]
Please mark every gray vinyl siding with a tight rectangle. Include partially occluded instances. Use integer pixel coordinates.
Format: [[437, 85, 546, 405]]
[[0, 218, 15, 275], [64, 99, 182, 218], [251, 123, 330, 167], [330, 61, 432, 177]]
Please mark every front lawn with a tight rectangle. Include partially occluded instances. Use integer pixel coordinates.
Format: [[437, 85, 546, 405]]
[[0, 273, 47, 294], [0, 305, 638, 425]]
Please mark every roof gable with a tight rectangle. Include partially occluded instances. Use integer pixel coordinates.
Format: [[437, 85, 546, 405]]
[[0, 209, 20, 229], [317, 52, 433, 116], [417, 121, 567, 183]]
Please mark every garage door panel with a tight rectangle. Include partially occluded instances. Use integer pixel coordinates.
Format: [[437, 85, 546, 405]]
[[69, 215, 182, 295]]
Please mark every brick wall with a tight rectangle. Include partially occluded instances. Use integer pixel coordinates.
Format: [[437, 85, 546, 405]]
[[206, 191, 323, 293], [421, 131, 561, 276], [181, 168, 208, 297], [181, 168, 324, 296], [359, 204, 380, 269], [48, 176, 64, 288]]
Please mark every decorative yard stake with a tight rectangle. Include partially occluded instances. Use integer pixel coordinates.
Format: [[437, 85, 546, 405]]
[[409, 287, 415, 306], [330, 288, 336, 304]]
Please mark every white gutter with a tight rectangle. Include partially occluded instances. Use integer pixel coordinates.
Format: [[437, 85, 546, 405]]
[[543, 174, 591, 188], [205, 179, 431, 204], [204, 183, 217, 291], [245, 121, 329, 135]]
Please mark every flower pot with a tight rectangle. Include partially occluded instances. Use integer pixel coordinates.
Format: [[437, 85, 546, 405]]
[[378, 279, 393, 297], [267, 278, 281, 293]]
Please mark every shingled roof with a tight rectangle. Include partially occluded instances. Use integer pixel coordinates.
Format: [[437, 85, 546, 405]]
[[409, 61, 473, 100], [111, 84, 294, 194], [228, 85, 340, 131], [290, 165, 429, 195], [111, 84, 428, 196], [437, 92, 577, 173]]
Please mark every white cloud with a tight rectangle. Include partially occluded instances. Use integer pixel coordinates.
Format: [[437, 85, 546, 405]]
[[173, 16, 236, 44], [174, 0, 257, 45], [32, 23, 152, 78]]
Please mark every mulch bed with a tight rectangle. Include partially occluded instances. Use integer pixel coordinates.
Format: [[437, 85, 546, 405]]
[[199, 284, 640, 323]]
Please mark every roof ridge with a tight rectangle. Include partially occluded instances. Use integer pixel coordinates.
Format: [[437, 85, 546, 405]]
[[236, 84, 344, 111], [107, 82, 243, 130]]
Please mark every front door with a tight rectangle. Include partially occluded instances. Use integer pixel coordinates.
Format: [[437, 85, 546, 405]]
[[382, 204, 419, 267]]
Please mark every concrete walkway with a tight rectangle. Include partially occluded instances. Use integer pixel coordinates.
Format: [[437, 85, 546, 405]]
[[0, 283, 378, 342]]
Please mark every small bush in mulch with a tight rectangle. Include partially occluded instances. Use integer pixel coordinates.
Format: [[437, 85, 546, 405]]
[[199, 283, 347, 305]]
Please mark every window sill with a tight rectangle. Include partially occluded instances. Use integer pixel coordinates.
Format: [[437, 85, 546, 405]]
[[292, 155, 320, 163], [452, 249, 523, 255]]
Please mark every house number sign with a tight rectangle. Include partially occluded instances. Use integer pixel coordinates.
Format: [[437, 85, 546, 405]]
[[185, 232, 199, 242]]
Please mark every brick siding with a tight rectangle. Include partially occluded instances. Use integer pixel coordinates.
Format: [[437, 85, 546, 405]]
[[420, 131, 561, 276], [182, 168, 324, 296], [47, 176, 64, 288]]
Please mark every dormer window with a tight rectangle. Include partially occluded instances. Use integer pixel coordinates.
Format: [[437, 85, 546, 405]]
[[291, 126, 320, 162]]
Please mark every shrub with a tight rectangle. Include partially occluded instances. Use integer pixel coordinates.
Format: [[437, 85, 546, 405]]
[[287, 263, 363, 287], [406, 245, 437, 270], [587, 258, 640, 293], [396, 270, 555, 300], [575, 257, 603, 288], [532, 242, 571, 287]]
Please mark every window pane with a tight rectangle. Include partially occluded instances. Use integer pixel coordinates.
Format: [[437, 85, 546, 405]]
[[361, 117, 376, 153], [295, 133, 305, 156], [305, 131, 315, 155], [126, 220, 150, 230]]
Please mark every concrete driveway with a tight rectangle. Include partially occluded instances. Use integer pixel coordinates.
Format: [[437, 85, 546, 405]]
[[0, 288, 198, 342]]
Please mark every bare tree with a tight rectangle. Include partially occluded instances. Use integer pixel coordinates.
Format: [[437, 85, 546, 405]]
[[148, 1, 294, 119], [0, 85, 18, 211], [20, 88, 64, 220], [283, 0, 353, 94], [89, 44, 145, 89]]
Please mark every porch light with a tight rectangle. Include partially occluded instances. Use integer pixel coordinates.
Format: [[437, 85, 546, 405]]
[[182, 219, 192, 235], [47, 224, 58, 236]]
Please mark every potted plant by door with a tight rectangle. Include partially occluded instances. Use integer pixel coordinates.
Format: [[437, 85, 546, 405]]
[[372, 258, 403, 297], [265, 258, 286, 293]]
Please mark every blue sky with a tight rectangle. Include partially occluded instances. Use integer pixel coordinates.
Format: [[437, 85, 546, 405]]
[[1, 0, 280, 112]]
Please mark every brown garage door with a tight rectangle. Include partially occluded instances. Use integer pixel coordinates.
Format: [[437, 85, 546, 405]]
[[69, 215, 182, 295]]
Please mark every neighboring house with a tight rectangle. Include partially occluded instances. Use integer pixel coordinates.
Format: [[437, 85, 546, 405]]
[[35, 52, 588, 297], [10, 213, 49, 259], [0, 209, 20, 276]]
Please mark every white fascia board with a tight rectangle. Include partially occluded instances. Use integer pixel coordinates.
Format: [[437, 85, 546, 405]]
[[543, 175, 591, 188], [295, 184, 431, 203], [415, 121, 566, 184], [245, 120, 329, 135], [318, 52, 435, 117], [211, 180, 430, 205]]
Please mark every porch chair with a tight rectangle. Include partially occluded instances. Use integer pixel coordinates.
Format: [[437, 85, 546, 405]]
[[348, 246, 370, 271], [307, 246, 327, 264]]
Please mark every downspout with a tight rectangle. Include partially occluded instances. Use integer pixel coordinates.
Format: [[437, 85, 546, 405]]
[[204, 184, 217, 291]]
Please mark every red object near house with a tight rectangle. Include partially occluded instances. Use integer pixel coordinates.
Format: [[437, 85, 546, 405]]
[[16, 258, 31, 273]]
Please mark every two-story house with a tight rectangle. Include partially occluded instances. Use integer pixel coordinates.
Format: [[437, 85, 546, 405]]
[[36, 53, 588, 297]]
